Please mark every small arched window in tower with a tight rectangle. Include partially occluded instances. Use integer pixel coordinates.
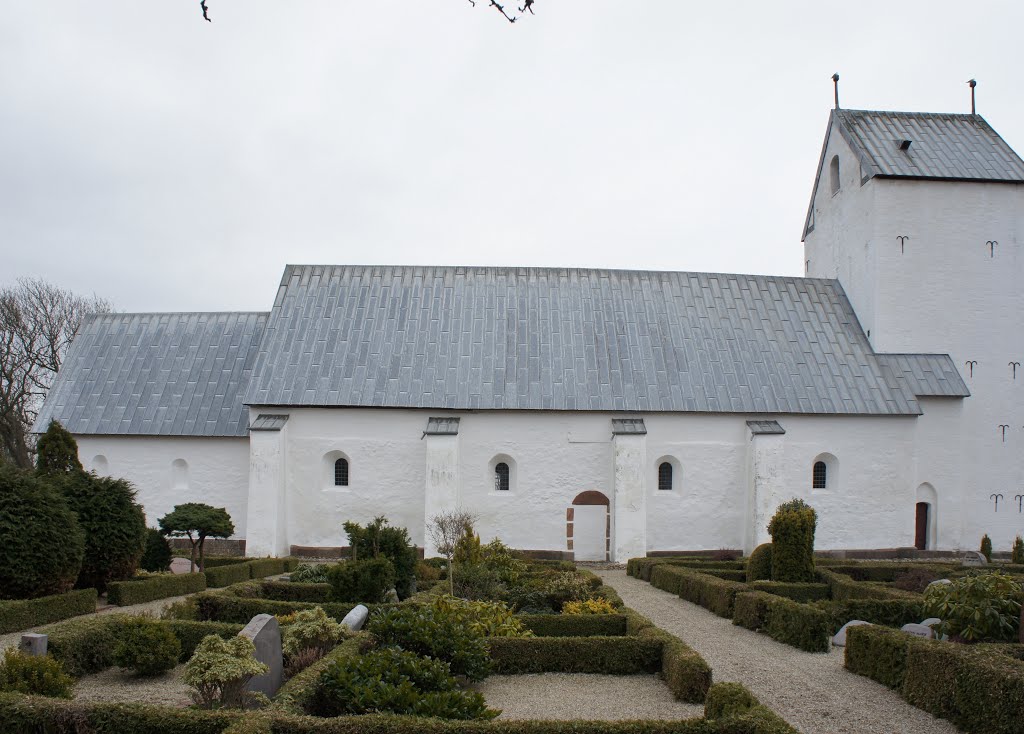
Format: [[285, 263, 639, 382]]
[[334, 458, 349, 487], [829, 155, 841, 195], [658, 462, 673, 491], [495, 462, 510, 491], [812, 461, 827, 489]]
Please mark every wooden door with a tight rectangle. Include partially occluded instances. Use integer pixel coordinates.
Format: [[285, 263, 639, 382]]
[[914, 502, 929, 550]]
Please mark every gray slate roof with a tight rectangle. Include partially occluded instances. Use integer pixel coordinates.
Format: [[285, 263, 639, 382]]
[[243, 264, 932, 416], [877, 354, 970, 398], [835, 110, 1024, 182], [36, 311, 268, 436]]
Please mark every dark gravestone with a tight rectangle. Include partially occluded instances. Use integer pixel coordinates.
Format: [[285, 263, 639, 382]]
[[239, 614, 283, 697]]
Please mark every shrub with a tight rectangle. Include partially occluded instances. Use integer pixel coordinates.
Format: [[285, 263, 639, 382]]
[[415, 561, 442, 583], [141, 528, 173, 573], [924, 571, 1022, 641], [704, 681, 758, 718], [281, 607, 346, 659], [1013, 536, 1024, 565], [183, 634, 268, 709], [261, 580, 332, 603], [57, 470, 147, 592], [563, 598, 617, 615], [367, 601, 491, 681], [290, 564, 330, 584], [205, 562, 253, 588], [820, 598, 924, 634], [488, 636, 662, 675], [0, 649, 74, 698], [520, 613, 627, 637], [0, 588, 97, 634], [113, 617, 182, 675], [749, 581, 829, 603], [0, 465, 84, 599], [431, 595, 531, 637], [540, 571, 593, 608], [343, 517, 418, 599], [44, 616, 122, 676], [310, 647, 498, 719], [327, 557, 395, 603], [767, 499, 817, 582], [107, 572, 207, 606], [980, 534, 993, 563], [451, 561, 503, 600], [34, 420, 83, 475], [844, 624, 913, 688], [893, 566, 941, 594]]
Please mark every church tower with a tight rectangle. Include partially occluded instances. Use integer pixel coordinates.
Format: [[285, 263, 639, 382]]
[[803, 102, 1024, 551]]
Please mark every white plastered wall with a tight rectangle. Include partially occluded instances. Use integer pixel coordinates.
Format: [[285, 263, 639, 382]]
[[74, 435, 250, 537]]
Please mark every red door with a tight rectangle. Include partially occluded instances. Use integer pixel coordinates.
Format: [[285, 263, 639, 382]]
[[914, 502, 929, 550]]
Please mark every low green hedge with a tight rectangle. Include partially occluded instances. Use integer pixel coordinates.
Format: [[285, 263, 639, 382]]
[[273, 635, 366, 715], [649, 566, 746, 618], [194, 592, 366, 624], [519, 613, 628, 637], [43, 614, 244, 677], [204, 558, 299, 588], [593, 583, 625, 608], [749, 581, 829, 603], [260, 581, 333, 603], [820, 598, 924, 634], [202, 557, 252, 568], [0, 588, 97, 634], [732, 592, 830, 653], [107, 573, 207, 605], [818, 569, 920, 602], [846, 624, 1024, 734], [488, 636, 663, 675]]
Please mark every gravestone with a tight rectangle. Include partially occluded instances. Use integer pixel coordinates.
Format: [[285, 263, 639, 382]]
[[901, 623, 934, 639], [18, 633, 47, 657], [238, 614, 283, 697], [341, 604, 369, 632], [962, 551, 987, 567], [832, 620, 870, 647], [384, 587, 400, 604], [926, 579, 952, 589]]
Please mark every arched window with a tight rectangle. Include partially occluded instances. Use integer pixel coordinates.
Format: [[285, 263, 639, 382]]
[[334, 458, 349, 487], [495, 462, 510, 491], [829, 155, 841, 195], [812, 460, 827, 489], [658, 462, 673, 490]]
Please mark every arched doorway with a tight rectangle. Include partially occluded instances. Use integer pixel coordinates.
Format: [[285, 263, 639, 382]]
[[915, 483, 937, 550], [569, 491, 610, 561]]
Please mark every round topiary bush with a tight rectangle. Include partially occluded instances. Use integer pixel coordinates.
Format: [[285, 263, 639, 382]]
[[746, 543, 773, 582], [57, 471, 147, 592], [767, 499, 817, 582], [113, 618, 182, 676], [140, 527, 173, 573], [0, 465, 84, 599]]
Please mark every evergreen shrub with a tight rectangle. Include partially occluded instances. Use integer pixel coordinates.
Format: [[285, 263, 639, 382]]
[[327, 558, 395, 603], [1013, 536, 1024, 565], [767, 499, 817, 582], [923, 571, 1022, 641], [113, 617, 182, 676], [107, 572, 206, 606], [343, 517, 417, 598], [34, 421, 82, 475], [141, 528, 173, 573], [184, 635, 268, 709], [980, 534, 993, 563], [746, 543, 773, 582], [0, 465, 85, 599], [57, 471, 147, 592], [0, 649, 73, 698]]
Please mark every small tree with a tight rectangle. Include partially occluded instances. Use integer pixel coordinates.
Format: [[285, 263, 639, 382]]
[[343, 517, 417, 598], [767, 499, 817, 582], [428, 509, 477, 595], [1012, 536, 1024, 565], [980, 534, 993, 563], [35, 420, 82, 475], [159, 503, 234, 572]]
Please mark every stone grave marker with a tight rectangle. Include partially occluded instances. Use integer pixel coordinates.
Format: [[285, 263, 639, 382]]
[[962, 551, 987, 567], [832, 620, 870, 647], [901, 623, 934, 639], [239, 614, 283, 697], [926, 579, 952, 589], [19, 633, 47, 657], [341, 604, 369, 632]]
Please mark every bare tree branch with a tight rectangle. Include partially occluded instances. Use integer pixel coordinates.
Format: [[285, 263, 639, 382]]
[[200, 1, 538, 25]]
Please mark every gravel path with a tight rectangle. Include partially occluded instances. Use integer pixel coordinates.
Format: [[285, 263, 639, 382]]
[[475, 673, 704, 720], [74, 664, 191, 707], [597, 570, 959, 734]]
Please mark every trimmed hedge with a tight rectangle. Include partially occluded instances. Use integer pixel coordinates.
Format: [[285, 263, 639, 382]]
[[194, 592, 365, 624], [0, 588, 97, 634], [43, 614, 244, 676], [203, 557, 252, 568], [273, 635, 366, 715], [732, 592, 830, 653], [204, 558, 299, 588], [622, 608, 712, 704], [749, 581, 829, 603], [260, 581, 334, 603], [820, 598, 924, 634], [818, 569, 919, 602], [488, 636, 662, 675], [846, 624, 1024, 734], [650, 566, 746, 618], [519, 613, 627, 637], [107, 572, 207, 606], [593, 584, 625, 608]]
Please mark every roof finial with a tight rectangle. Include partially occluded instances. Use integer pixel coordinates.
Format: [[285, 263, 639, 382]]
[[832, 73, 840, 109], [967, 78, 977, 115]]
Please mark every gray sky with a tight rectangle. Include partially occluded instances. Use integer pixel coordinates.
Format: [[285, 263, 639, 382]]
[[2, 1, 1021, 313]]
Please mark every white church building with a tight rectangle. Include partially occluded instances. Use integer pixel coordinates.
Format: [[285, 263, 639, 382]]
[[36, 107, 1024, 561]]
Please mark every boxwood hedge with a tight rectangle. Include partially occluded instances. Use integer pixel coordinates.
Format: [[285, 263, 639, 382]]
[[0, 588, 97, 634], [107, 572, 207, 606]]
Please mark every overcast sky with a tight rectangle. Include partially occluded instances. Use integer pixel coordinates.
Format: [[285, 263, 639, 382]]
[[2, 2, 1021, 313]]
